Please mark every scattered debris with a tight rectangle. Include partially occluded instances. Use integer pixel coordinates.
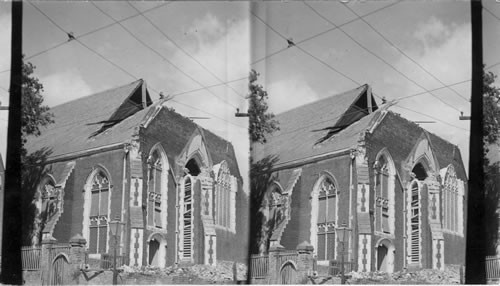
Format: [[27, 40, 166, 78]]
[[118, 261, 247, 284], [347, 265, 462, 284]]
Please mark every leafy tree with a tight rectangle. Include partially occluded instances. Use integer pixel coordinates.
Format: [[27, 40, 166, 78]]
[[21, 60, 54, 159], [484, 69, 500, 162], [483, 68, 500, 255], [248, 70, 279, 144], [248, 70, 280, 255], [20, 59, 54, 246]]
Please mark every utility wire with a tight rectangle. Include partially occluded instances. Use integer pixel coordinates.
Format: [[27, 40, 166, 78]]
[[90, 2, 239, 109], [20, 2, 172, 64], [269, 76, 472, 138], [28, 2, 247, 130], [251, 1, 400, 65], [342, 3, 469, 102], [392, 105, 468, 131], [126, 1, 246, 99], [252, 5, 463, 112], [483, 5, 500, 22], [250, 10, 375, 98], [302, 2, 463, 112], [394, 78, 471, 101], [169, 76, 248, 98]]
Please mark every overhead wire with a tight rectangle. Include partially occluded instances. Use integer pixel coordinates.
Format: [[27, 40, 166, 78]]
[[28, 2, 247, 130], [90, 1, 240, 109], [251, 1, 400, 65], [250, 10, 376, 98], [391, 105, 468, 131], [268, 77, 472, 138], [483, 5, 500, 22], [19, 2, 173, 64], [252, 4, 464, 112], [341, 3, 469, 102], [308, 1, 467, 106], [126, 1, 246, 99]]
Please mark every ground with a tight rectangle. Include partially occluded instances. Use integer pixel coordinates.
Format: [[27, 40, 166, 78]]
[[345, 265, 463, 284], [119, 261, 248, 284]]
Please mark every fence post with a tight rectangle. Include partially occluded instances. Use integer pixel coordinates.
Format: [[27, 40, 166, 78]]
[[267, 241, 285, 284], [296, 241, 315, 284], [68, 234, 87, 285], [40, 235, 57, 285]]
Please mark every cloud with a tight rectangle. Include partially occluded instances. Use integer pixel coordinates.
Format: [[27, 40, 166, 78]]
[[389, 18, 471, 170], [41, 69, 93, 107], [165, 13, 251, 192], [267, 78, 319, 114]]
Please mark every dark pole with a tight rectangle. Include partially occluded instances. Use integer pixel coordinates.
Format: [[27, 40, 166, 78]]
[[1, 1, 23, 284], [465, 0, 485, 283]]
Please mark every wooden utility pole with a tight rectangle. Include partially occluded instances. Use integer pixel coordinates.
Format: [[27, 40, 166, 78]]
[[1, 1, 22, 284], [465, 0, 485, 283]]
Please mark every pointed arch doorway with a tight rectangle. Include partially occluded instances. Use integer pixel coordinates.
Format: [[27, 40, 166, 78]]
[[376, 238, 395, 273]]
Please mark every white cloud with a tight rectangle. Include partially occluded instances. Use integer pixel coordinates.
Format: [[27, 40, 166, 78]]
[[166, 13, 251, 192], [41, 69, 93, 107], [267, 78, 319, 114], [389, 18, 471, 170]]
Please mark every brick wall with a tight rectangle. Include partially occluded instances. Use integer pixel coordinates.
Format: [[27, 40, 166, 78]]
[[367, 111, 466, 268], [272, 155, 352, 251], [52, 149, 125, 250]]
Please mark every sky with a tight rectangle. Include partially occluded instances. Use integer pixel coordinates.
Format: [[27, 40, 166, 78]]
[[0, 1, 500, 189]]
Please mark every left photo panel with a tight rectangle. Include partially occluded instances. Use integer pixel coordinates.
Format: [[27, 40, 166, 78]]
[[1, 1, 251, 284]]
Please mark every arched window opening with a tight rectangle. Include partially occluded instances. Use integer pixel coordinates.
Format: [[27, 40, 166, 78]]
[[374, 152, 395, 236], [215, 163, 233, 228], [442, 165, 464, 235], [408, 180, 421, 265], [185, 158, 201, 176], [316, 177, 337, 262], [182, 176, 193, 259], [88, 170, 110, 254], [413, 163, 427, 180], [147, 149, 163, 229]]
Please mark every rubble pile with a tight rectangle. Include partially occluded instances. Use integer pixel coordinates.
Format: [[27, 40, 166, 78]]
[[348, 265, 462, 284], [119, 261, 247, 284]]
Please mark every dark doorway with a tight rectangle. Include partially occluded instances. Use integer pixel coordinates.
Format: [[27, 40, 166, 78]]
[[149, 238, 160, 266], [377, 244, 388, 271]]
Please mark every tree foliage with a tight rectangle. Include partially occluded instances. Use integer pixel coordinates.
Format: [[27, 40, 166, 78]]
[[248, 70, 279, 144], [21, 60, 54, 161], [483, 68, 500, 255], [20, 59, 54, 246], [248, 70, 280, 254], [484, 69, 500, 158]]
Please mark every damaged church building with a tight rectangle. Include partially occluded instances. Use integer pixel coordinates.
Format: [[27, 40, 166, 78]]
[[24, 79, 248, 267], [253, 84, 467, 273]]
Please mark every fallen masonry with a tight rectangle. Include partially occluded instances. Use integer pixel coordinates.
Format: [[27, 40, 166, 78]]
[[119, 261, 248, 284], [347, 265, 462, 284]]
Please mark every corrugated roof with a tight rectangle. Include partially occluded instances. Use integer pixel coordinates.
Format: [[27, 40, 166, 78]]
[[254, 85, 380, 164]]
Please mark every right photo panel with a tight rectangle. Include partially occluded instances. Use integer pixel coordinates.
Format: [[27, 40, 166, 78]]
[[247, 0, 497, 284]]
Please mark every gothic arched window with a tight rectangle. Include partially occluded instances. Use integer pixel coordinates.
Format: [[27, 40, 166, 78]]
[[88, 170, 110, 254], [374, 151, 396, 235], [316, 176, 337, 261], [442, 165, 464, 235], [147, 149, 163, 229]]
